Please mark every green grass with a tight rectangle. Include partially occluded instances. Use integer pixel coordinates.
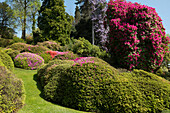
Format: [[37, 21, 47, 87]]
[[14, 68, 87, 113]]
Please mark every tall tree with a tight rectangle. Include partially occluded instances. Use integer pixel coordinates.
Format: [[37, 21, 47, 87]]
[[38, 0, 73, 45], [74, 0, 93, 43], [28, 0, 41, 34], [0, 2, 15, 39], [6, 0, 35, 40]]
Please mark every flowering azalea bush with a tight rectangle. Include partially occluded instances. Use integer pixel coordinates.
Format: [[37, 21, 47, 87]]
[[106, 0, 170, 72], [14, 52, 44, 70]]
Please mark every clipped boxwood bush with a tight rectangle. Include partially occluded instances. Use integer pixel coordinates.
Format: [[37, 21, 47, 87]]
[[109, 70, 170, 113], [43, 62, 118, 112], [37, 41, 62, 51], [37, 59, 74, 87], [37, 56, 170, 112], [7, 43, 28, 52], [14, 52, 44, 70], [0, 66, 25, 113], [0, 49, 14, 71]]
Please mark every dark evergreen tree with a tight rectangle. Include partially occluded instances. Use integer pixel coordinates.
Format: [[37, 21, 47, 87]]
[[0, 2, 15, 39], [74, 0, 93, 43], [38, 0, 73, 45]]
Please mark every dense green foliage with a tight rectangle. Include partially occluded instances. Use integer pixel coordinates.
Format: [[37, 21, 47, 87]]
[[0, 66, 25, 113], [37, 59, 74, 88], [7, 43, 28, 52], [63, 37, 108, 58], [0, 49, 14, 71], [4, 48, 20, 61], [38, 0, 73, 45], [0, 38, 13, 47], [37, 56, 170, 112], [14, 52, 44, 70], [0, 37, 25, 48], [0, 2, 15, 39], [37, 41, 62, 51]]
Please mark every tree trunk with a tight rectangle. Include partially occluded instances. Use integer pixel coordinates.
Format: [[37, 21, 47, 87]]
[[32, 13, 36, 33], [92, 20, 94, 45], [21, 0, 27, 40]]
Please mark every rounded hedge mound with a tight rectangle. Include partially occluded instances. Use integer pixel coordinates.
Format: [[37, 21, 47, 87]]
[[0, 50, 14, 71], [107, 70, 170, 113], [4, 48, 20, 61], [7, 43, 28, 52], [37, 56, 170, 112], [0, 66, 25, 113], [14, 52, 44, 70], [37, 59, 74, 88]]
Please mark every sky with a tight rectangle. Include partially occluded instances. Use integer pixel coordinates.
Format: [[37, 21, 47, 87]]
[[1, 0, 170, 37]]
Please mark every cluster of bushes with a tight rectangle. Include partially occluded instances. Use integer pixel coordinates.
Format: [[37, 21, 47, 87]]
[[63, 37, 109, 59], [37, 56, 170, 112], [0, 50, 25, 113], [0, 36, 25, 48]]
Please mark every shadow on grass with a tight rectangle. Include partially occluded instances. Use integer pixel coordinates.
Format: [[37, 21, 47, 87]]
[[33, 74, 44, 99]]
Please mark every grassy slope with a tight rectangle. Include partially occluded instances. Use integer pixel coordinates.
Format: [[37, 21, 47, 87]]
[[14, 68, 87, 113]]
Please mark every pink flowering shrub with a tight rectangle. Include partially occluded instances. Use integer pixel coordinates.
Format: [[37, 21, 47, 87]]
[[14, 52, 44, 70], [106, 0, 170, 72]]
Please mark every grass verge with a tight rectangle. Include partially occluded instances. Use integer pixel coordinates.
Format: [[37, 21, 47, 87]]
[[14, 68, 87, 113]]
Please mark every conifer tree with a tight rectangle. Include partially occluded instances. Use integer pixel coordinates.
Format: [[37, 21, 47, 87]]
[[38, 0, 73, 45]]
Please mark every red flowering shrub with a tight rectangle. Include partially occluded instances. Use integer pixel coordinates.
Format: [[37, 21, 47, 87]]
[[106, 0, 170, 72]]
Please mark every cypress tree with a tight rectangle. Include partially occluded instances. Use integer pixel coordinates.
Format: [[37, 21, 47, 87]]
[[38, 0, 73, 45]]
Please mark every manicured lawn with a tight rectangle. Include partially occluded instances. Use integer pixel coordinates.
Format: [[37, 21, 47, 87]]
[[14, 68, 87, 113]]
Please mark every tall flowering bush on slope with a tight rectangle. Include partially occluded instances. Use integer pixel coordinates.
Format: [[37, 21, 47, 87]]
[[106, 0, 170, 72]]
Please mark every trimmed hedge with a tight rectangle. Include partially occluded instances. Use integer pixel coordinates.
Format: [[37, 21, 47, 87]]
[[37, 56, 170, 112], [4, 48, 20, 61], [0, 50, 14, 71], [14, 52, 44, 70], [7, 43, 28, 52], [37, 59, 74, 88], [0, 66, 25, 113]]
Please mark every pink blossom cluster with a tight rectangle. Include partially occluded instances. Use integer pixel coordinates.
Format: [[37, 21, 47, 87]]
[[106, 0, 170, 71]]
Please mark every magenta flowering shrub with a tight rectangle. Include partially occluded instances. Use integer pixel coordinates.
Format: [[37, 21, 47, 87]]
[[106, 0, 170, 71], [14, 52, 44, 70]]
